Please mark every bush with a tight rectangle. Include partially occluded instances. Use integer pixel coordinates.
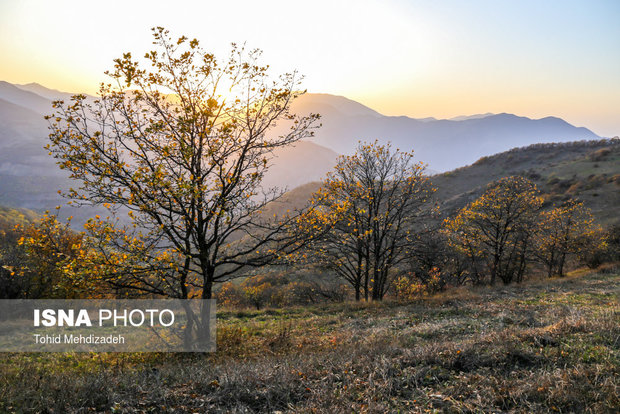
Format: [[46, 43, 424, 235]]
[[394, 268, 447, 300], [589, 147, 611, 161], [215, 273, 347, 309]]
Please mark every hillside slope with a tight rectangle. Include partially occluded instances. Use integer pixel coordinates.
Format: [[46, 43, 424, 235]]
[[432, 139, 620, 225], [262, 139, 620, 228]]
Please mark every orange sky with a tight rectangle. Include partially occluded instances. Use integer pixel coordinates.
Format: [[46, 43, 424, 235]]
[[1, 0, 619, 137]]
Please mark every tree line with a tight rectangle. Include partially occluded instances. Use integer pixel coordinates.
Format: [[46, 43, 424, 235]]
[[0, 28, 616, 304]]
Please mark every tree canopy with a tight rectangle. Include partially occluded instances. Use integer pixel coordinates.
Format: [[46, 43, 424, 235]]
[[536, 199, 600, 277], [46, 27, 320, 299], [297, 141, 435, 300], [445, 176, 542, 285]]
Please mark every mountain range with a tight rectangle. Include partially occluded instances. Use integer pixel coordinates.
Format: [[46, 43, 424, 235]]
[[286, 93, 601, 171], [0, 80, 606, 219]]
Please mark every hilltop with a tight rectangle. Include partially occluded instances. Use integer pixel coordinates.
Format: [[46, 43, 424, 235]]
[[432, 139, 620, 225], [262, 138, 620, 227]]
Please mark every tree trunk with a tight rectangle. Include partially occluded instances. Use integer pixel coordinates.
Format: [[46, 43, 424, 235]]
[[201, 262, 214, 299], [363, 260, 369, 301], [202, 280, 213, 299], [558, 252, 566, 277], [490, 260, 498, 285]]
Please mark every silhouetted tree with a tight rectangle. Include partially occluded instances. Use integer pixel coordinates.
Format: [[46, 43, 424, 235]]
[[46, 27, 320, 300]]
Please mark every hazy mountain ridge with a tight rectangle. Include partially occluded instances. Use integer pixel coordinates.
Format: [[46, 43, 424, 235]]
[[287, 98, 601, 171], [263, 141, 339, 191], [15, 82, 77, 102], [290, 93, 383, 118], [0, 81, 57, 115], [449, 112, 495, 121], [0, 81, 608, 220]]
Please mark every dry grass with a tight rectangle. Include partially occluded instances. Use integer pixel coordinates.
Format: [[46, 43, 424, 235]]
[[432, 140, 620, 225], [1, 270, 618, 413]]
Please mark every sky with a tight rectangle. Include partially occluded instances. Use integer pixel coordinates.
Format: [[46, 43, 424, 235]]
[[1, 0, 619, 137]]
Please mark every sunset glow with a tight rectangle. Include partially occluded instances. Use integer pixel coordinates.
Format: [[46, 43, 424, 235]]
[[1, 0, 619, 136]]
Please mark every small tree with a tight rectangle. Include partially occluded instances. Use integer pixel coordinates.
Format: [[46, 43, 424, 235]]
[[536, 199, 599, 277], [298, 141, 435, 300], [577, 227, 609, 270], [0, 212, 94, 298], [215, 281, 245, 308], [445, 176, 542, 285], [46, 27, 319, 300], [242, 280, 273, 310], [0, 209, 32, 299], [406, 228, 452, 288]]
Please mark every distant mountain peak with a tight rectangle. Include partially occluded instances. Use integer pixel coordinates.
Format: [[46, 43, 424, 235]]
[[292, 93, 383, 118], [0, 81, 55, 114], [15, 82, 73, 101], [414, 116, 438, 122], [20, 82, 46, 88], [449, 112, 495, 121]]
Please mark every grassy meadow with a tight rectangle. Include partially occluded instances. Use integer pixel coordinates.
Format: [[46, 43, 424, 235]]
[[1, 266, 618, 413]]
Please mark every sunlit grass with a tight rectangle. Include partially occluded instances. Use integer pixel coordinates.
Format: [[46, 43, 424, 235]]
[[1, 268, 618, 412]]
